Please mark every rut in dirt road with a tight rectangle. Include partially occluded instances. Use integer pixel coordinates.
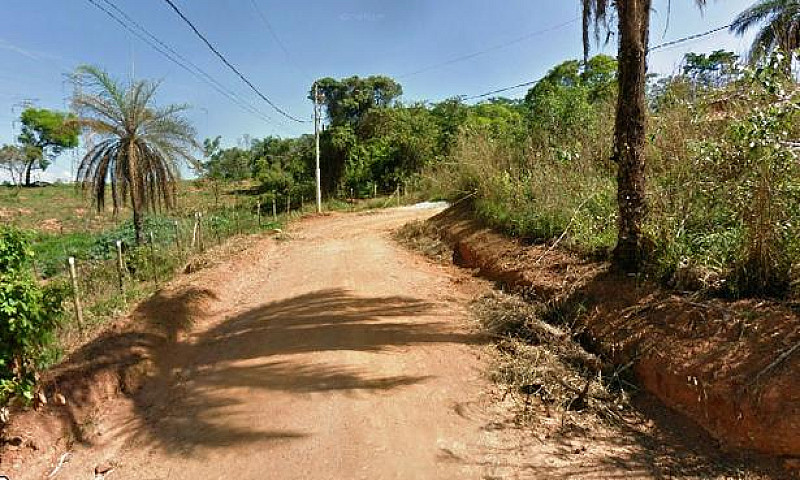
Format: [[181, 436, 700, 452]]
[[22, 208, 494, 480]]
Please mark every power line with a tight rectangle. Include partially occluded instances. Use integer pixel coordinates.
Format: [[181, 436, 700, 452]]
[[161, 0, 308, 123], [460, 23, 737, 102], [85, 0, 279, 128], [398, 17, 580, 79], [461, 79, 540, 101], [650, 24, 732, 52], [99, 0, 277, 125], [248, 0, 312, 82]]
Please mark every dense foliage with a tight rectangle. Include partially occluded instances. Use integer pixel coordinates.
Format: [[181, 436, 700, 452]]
[[428, 51, 800, 297], [0, 227, 65, 406]]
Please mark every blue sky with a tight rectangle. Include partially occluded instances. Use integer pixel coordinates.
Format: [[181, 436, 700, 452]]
[[0, 0, 757, 181]]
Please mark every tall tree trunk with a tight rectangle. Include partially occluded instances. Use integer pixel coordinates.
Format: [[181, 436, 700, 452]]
[[128, 143, 144, 245], [132, 203, 144, 246], [611, 0, 651, 273], [24, 159, 34, 187]]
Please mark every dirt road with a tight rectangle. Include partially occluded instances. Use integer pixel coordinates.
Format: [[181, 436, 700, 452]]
[[26, 206, 495, 479], [14, 207, 785, 480]]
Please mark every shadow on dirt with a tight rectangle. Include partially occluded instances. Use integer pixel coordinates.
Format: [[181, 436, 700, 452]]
[[115, 287, 484, 457], [445, 395, 782, 479]]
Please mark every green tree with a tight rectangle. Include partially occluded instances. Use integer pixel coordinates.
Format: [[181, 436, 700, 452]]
[[202, 136, 253, 181], [683, 50, 740, 87], [71, 65, 199, 244], [731, 0, 800, 73], [17, 108, 79, 186], [582, 0, 707, 272], [359, 103, 440, 190], [312, 75, 404, 193], [525, 55, 617, 155], [0, 145, 31, 186], [313, 76, 403, 127], [252, 135, 315, 201], [430, 97, 469, 157]]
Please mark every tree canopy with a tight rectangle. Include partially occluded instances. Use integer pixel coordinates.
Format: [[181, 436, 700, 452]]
[[17, 108, 79, 186]]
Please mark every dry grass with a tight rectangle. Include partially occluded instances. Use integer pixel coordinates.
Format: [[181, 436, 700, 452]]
[[472, 292, 630, 424], [393, 220, 452, 263]]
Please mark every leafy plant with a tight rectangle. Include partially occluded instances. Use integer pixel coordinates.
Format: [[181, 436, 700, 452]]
[[0, 226, 66, 406]]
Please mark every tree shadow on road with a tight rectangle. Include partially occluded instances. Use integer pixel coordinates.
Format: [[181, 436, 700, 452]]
[[124, 287, 484, 457]]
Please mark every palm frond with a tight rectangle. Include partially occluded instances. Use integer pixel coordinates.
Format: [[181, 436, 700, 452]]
[[730, 0, 800, 64], [581, 0, 708, 60], [71, 65, 198, 225]]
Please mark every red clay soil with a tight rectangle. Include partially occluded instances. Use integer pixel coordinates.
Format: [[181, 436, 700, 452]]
[[429, 204, 800, 458], [0, 208, 498, 479], [0, 206, 796, 479]]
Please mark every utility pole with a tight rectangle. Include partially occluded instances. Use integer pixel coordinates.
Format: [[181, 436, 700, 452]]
[[314, 83, 322, 214]]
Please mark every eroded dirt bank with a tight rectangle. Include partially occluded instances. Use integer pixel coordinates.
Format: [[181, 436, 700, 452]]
[[428, 204, 800, 458]]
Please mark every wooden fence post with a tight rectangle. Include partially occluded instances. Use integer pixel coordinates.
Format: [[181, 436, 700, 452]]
[[198, 212, 205, 252], [191, 212, 199, 249], [149, 232, 159, 286], [257, 200, 262, 227], [173, 220, 181, 252], [115, 240, 126, 295], [67, 257, 84, 336], [272, 195, 277, 222]]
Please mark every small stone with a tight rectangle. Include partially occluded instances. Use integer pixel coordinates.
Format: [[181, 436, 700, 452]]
[[95, 462, 114, 475], [54, 393, 67, 406]]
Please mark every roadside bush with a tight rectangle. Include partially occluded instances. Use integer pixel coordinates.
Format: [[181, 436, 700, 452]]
[[0, 226, 66, 406], [424, 90, 617, 254], [647, 54, 800, 296], [424, 52, 800, 297]]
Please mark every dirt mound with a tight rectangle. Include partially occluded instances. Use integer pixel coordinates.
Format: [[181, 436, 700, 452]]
[[0, 285, 220, 471], [428, 204, 800, 457]]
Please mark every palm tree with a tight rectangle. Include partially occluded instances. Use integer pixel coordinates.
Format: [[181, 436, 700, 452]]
[[731, 0, 800, 72], [582, 0, 706, 272], [71, 65, 199, 244]]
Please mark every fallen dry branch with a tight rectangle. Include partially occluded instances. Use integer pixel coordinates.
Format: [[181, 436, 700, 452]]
[[749, 329, 800, 388]]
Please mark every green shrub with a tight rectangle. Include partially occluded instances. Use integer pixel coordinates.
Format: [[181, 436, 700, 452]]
[[0, 226, 66, 405]]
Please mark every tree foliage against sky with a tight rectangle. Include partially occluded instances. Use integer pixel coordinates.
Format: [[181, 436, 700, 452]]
[[731, 0, 800, 70], [17, 108, 79, 186]]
